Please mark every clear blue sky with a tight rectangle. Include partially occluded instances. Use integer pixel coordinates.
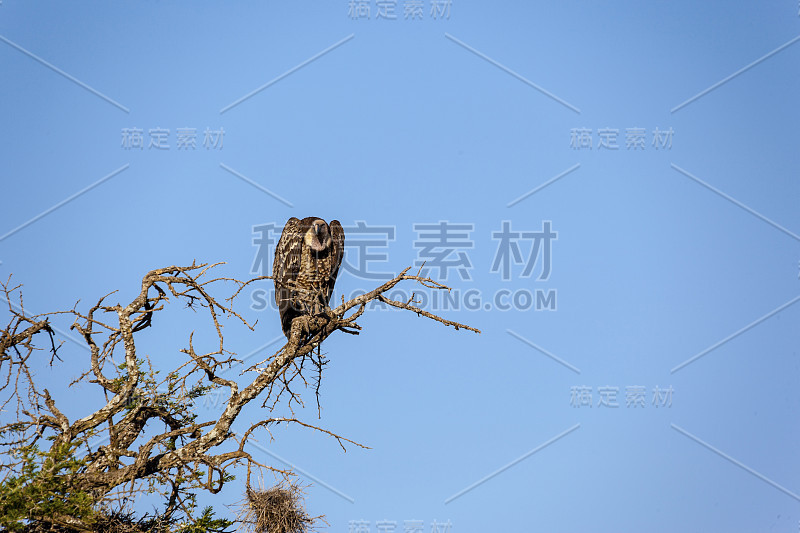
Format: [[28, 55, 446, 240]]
[[1, 1, 799, 531]]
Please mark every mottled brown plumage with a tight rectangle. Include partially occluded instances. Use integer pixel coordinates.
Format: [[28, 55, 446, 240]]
[[273, 217, 344, 338]]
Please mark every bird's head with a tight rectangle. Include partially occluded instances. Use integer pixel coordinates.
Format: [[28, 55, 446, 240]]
[[304, 218, 333, 252]]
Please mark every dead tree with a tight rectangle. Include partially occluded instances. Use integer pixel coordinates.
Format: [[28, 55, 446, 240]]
[[0, 263, 479, 531]]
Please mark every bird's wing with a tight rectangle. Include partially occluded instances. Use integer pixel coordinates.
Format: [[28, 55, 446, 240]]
[[273, 217, 303, 310], [325, 220, 345, 307]]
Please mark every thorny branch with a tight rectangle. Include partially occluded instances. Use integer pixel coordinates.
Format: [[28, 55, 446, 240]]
[[0, 263, 479, 529]]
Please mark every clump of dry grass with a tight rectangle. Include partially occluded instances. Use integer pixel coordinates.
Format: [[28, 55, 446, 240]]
[[238, 480, 320, 533]]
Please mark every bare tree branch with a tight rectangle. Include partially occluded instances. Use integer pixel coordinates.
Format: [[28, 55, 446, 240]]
[[0, 262, 478, 529]]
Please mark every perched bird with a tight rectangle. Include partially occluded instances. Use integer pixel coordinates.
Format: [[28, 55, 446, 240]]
[[273, 217, 345, 338]]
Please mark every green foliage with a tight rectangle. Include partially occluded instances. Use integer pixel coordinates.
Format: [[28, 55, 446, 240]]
[[0, 442, 95, 531], [0, 443, 236, 533], [0, 350, 235, 532], [178, 507, 234, 533]]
